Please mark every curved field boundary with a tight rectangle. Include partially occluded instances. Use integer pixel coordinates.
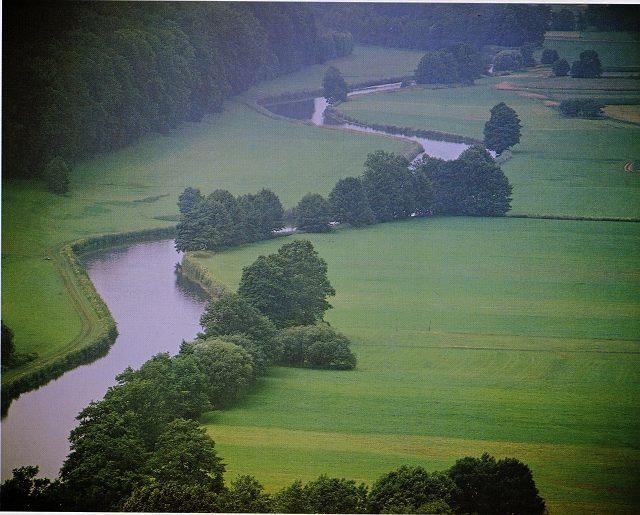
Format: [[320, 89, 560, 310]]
[[1, 226, 176, 415], [177, 252, 226, 299]]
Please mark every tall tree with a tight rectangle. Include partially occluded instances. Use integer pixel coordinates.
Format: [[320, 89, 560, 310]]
[[322, 66, 348, 103], [238, 189, 284, 242], [552, 58, 570, 77], [238, 240, 335, 328], [571, 49, 602, 78], [483, 102, 522, 155], [328, 177, 375, 227], [540, 48, 559, 65], [295, 193, 332, 233]]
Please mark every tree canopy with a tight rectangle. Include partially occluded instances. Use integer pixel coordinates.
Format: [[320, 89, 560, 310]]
[[328, 177, 375, 227], [552, 58, 571, 77], [414, 44, 483, 85], [295, 193, 332, 233], [276, 325, 357, 370], [571, 50, 603, 78], [322, 66, 348, 103], [483, 102, 522, 155]]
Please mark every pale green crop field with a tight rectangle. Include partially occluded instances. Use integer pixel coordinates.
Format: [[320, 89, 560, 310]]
[[336, 75, 640, 219], [2, 46, 416, 383], [194, 218, 640, 513]]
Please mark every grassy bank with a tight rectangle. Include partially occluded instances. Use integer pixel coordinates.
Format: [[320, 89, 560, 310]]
[[2, 46, 418, 396], [193, 217, 640, 513]]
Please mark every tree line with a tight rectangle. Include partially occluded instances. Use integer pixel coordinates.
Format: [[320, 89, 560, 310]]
[[3, 2, 352, 186]]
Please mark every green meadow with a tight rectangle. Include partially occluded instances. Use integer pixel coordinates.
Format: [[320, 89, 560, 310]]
[[194, 218, 640, 513], [336, 75, 640, 218], [2, 46, 420, 385]]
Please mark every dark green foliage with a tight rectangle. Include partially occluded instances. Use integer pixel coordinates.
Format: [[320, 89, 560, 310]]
[[323, 66, 348, 103], [222, 475, 273, 513], [276, 325, 357, 370], [272, 480, 308, 513], [190, 338, 255, 408], [368, 465, 456, 514], [329, 177, 375, 227], [571, 50, 603, 78], [237, 189, 284, 243], [558, 99, 604, 118], [552, 58, 571, 77], [295, 193, 332, 233], [318, 31, 354, 61], [4, 3, 322, 179], [2, 322, 15, 365], [541, 48, 560, 65], [302, 475, 369, 513], [238, 240, 335, 328], [584, 5, 640, 31], [361, 151, 415, 222], [121, 481, 223, 512], [449, 453, 545, 515], [551, 8, 576, 31], [416, 146, 512, 216], [43, 156, 71, 195], [493, 50, 523, 72], [145, 418, 225, 490], [219, 334, 269, 377], [484, 103, 522, 155], [176, 187, 284, 251], [415, 44, 483, 85], [0, 466, 59, 511], [520, 43, 536, 68], [200, 292, 277, 360]]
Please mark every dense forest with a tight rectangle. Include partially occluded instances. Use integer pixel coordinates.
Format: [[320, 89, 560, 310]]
[[2, 2, 332, 180]]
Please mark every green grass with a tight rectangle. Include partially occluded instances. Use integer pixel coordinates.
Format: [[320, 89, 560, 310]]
[[336, 75, 640, 218], [193, 217, 640, 512], [2, 46, 418, 386], [543, 31, 640, 70]]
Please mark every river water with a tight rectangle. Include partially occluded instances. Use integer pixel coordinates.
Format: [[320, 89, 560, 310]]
[[1, 240, 207, 479], [265, 83, 470, 162]]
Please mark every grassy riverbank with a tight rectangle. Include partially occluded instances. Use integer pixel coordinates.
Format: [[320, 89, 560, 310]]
[[193, 217, 640, 513], [2, 46, 420, 396]]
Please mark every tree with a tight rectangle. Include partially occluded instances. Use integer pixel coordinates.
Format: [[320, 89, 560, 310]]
[[43, 156, 71, 195], [222, 475, 273, 513], [272, 480, 307, 513], [551, 8, 575, 31], [368, 465, 457, 514], [199, 292, 277, 360], [276, 325, 357, 370], [237, 189, 284, 242], [177, 187, 204, 215], [238, 240, 335, 328], [484, 102, 522, 155], [520, 43, 536, 68], [0, 466, 58, 511], [322, 66, 348, 102], [571, 50, 602, 78], [449, 43, 483, 83], [2, 322, 15, 366], [361, 150, 415, 222], [329, 177, 375, 227], [122, 482, 223, 513], [302, 475, 368, 514], [295, 193, 332, 233], [145, 418, 225, 490], [540, 48, 559, 65], [190, 338, 255, 407], [552, 58, 570, 77], [493, 50, 523, 72], [558, 99, 604, 118], [414, 50, 460, 84]]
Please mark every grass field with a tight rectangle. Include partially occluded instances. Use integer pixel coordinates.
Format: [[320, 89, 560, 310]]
[[336, 75, 640, 219], [2, 46, 418, 385], [193, 218, 640, 512]]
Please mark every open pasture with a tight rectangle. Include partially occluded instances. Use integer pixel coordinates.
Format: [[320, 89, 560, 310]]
[[195, 217, 640, 512], [336, 75, 640, 219]]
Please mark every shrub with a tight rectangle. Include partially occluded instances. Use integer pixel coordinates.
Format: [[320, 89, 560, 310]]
[[552, 58, 570, 77], [276, 325, 356, 370], [541, 48, 559, 65], [558, 99, 604, 118]]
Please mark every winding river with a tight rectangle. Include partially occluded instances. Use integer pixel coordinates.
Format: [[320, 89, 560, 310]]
[[2, 83, 469, 480]]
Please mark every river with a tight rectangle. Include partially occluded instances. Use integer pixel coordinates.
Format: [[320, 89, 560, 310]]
[[1, 240, 207, 479]]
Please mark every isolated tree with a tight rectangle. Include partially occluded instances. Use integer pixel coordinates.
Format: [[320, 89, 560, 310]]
[[2, 322, 15, 366], [540, 48, 559, 65], [322, 66, 348, 102], [484, 102, 522, 155], [571, 49, 602, 78], [295, 193, 332, 233], [369, 465, 456, 514], [238, 240, 335, 328], [552, 58, 570, 77], [328, 177, 374, 227], [199, 292, 277, 360], [361, 150, 415, 222], [43, 156, 71, 195]]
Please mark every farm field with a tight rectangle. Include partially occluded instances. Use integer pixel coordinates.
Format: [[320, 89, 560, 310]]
[[193, 217, 640, 513], [2, 46, 419, 386], [336, 75, 640, 218]]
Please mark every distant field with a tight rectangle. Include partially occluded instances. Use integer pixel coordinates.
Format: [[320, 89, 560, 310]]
[[543, 31, 640, 70], [2, 46, 417, 385], [194, 217, 640, 512], [336, 75, 640, 218], [604, 104, 640, 124]]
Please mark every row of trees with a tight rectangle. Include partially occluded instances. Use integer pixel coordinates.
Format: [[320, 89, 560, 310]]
[[3, 449, 545, 514], [414, 44, 484, 85], [4, 3, 352, 184]]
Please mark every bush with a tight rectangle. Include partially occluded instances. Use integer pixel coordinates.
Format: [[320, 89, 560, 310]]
[[571, 49, 602, 78], [541, 48, 559, 65], [552, 58, 570, 77], [558, 99, 604, 118], [493, 50, 523, 72], [276, 325, 356, 370]]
